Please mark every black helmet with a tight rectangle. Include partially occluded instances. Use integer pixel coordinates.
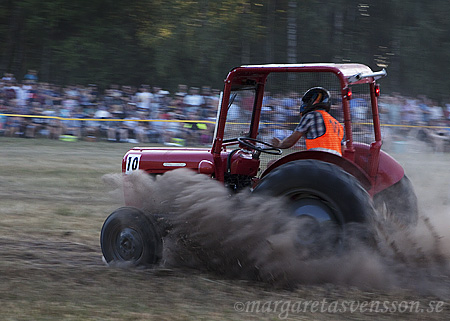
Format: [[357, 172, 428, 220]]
[[300, 87, 331, 114]]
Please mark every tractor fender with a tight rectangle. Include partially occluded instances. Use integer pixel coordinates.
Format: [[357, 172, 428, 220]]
[[374, 151, 405, 193], [260, 150, 373, 192], [352, 143, 404, 195]]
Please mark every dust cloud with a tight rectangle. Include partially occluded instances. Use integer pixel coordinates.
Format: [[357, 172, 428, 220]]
[[103, 164, 450, 297]]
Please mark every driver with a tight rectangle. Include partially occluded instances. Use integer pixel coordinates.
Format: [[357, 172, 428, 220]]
[[271, 87, 344, 156]]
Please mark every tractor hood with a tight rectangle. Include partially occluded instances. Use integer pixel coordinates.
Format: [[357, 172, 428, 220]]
[[122, 147, 215, 175]]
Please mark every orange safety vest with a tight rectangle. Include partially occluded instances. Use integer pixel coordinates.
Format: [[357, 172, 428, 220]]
[[305, 110, 344, 155]]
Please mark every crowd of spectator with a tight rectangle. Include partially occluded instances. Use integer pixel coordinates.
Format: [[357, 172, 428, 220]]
[[0, 71, 219, 146], [377, 93, 450, 152], [1, 71, 450, 150]]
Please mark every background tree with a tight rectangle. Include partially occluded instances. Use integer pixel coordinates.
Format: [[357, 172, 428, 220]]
[[0, 0, 449, 100]]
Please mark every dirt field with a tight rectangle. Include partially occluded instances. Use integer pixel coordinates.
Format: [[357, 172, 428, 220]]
[[0, 137, 449, 320]]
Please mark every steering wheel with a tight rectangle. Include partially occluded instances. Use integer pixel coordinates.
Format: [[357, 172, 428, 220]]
[[237, 137, 282, 155]]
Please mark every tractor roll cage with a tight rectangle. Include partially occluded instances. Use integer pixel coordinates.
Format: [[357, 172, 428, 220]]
[[212, 63, 387, 166]]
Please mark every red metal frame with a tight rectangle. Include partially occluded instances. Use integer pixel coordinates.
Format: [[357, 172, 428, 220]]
[[210, 64, 402, 194], [123, 63, 404, 198]]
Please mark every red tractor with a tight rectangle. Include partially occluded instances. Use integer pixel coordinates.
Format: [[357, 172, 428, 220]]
[[100, 63, 418, 266]]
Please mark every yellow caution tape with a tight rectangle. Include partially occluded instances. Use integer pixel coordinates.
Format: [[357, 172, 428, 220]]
[[1, 113, 449, 129]]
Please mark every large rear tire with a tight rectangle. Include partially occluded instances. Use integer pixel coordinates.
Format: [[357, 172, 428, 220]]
[[101, 207, 163, 266], [254, 160, 374, 223], [253, 160, 375, 253], [373, 175, 418, 227]]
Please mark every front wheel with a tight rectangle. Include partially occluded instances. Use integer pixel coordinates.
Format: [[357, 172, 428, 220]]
[[100, 207, 163, 266]]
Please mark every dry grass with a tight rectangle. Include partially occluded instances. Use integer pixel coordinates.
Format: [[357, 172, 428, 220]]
[[0, 137, 449, 320]]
